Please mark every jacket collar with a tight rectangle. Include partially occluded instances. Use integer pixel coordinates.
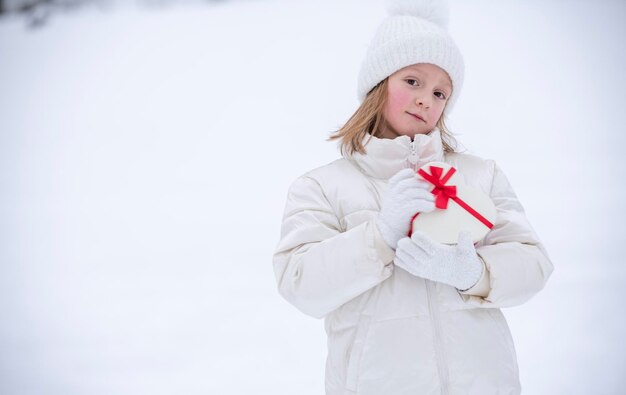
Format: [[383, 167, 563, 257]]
[[344, 128, 446, 180]]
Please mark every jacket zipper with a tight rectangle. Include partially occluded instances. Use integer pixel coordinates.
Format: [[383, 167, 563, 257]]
[[408, 139, 419, 171], [425, 280, 450, 395]]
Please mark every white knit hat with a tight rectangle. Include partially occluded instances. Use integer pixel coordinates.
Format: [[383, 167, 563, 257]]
[[357, 0, 465, 114]]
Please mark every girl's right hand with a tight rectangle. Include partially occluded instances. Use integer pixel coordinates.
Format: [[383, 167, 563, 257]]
[[376, 168, 436, 250]]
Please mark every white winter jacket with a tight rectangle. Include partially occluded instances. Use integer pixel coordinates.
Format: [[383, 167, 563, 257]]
[[273, 128, 554, 395]]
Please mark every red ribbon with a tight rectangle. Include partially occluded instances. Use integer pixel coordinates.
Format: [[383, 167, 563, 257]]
[[408, 165, 494, 237], [420, 165, 457, 209]]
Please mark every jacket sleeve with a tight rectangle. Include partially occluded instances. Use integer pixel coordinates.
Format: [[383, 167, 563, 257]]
[[458, 161, 554, 307], [272, 175, 395, 319]]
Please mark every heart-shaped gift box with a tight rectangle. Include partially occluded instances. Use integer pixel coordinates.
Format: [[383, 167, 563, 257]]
[[409, 161, 497, 245]]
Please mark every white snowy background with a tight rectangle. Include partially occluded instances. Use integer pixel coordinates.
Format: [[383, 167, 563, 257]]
[[1, 0, 624, 393]]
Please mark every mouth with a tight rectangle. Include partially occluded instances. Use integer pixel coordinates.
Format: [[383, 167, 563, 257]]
[[408, 112, 426, 122]]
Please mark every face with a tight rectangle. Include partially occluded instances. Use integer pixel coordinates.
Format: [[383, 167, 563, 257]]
[[379, 63, 452, 139]]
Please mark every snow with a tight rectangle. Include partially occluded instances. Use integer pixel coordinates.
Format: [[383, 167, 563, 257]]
[[0, 0, 624, 393]]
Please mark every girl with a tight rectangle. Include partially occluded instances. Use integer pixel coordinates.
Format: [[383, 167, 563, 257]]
[[273, 1, 554, 394]]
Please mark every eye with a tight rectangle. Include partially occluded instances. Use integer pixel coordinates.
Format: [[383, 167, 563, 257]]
[[406, 79, 419, 86], [435, 91, 447, 100]]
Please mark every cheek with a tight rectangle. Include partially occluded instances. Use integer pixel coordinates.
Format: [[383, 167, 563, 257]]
[[386, 90, 411, 116], [429, 102, 446, 121]]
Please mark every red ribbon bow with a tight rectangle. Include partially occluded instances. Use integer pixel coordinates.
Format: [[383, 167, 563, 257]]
[[419, 166, 458, 209]]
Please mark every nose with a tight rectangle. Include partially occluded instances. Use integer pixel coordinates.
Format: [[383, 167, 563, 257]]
[[415, 94, 431, 109]]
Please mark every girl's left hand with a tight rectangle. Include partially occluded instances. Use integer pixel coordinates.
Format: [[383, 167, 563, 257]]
[[394, 230, 484, 291]]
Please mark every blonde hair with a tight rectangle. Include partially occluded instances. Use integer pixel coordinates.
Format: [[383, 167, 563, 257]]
[[327, 78, 459, 156]]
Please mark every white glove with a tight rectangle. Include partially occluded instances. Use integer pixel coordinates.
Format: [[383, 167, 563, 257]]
[[376, 168, 436, 250], [394, 229, 484, 291]]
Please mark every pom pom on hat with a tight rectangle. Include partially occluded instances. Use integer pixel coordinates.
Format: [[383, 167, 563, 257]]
[[357, 0, 464, 115], [385, 0, 450, 28]]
